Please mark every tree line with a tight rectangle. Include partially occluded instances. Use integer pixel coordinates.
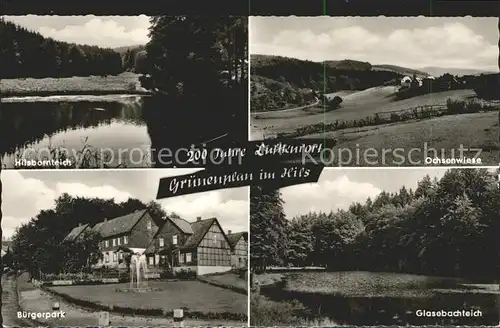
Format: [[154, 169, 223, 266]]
[[251, 54, 404, 94], [0, 19, 124, 78], [6, 193, 166, 276], [251, 169, 500, 280]]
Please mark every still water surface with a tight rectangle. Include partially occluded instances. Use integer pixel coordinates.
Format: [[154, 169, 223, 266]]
[[259, 271, 500, 326]]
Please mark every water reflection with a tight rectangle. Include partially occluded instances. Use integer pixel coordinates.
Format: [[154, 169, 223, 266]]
[[0, 97, 150, 168], [0, 93, 247, 168]]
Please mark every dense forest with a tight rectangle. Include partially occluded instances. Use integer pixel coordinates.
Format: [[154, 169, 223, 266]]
[[0, 18, 124, 78], [7, 193, 167, 275], [118, 45, 147, 73], [251, 169, 500, 280], [139, 16, 248, 151], [251, 54, 410, 94]]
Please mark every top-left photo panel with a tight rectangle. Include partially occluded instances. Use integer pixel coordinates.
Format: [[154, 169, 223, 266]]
[[0, 15, 249, 169]]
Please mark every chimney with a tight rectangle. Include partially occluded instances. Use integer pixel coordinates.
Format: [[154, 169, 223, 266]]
[[196, 217, 201, 222], [104, 218, 108, 222], [228, 230, 232, 235], [78, 223, 82, 227]]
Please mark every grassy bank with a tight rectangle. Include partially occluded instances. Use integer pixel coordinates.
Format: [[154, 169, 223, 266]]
[[0, 72, 151, 97], [197, 273, 247, 295]]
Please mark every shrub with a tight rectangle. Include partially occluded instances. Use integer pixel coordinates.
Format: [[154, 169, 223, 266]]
[[250, 293, 307, 326], [174, 268, 197, 279]]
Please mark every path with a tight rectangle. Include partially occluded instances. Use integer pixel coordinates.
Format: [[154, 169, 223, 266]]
[[251, 99, 320, 117], [1, 274, 33, 327]]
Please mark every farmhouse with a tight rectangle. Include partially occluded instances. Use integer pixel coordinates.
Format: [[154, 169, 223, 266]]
[[63, 210, 242, 275], [144, 216, 233, 275], [227, 231, 248, 269], [91, 209, 161, 268]]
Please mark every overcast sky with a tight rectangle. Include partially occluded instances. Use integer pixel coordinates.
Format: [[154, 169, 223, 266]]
[[279, 168, 495, 220], [1, 170, 248, 239], [250, 16, 498, 71], [3, 15, 151, 48]]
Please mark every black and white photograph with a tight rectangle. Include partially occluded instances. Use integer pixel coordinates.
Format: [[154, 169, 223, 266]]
[[250, 168, 500, 326], [1, 169, 248, 326], [0, 15, 248, 169], [250, 17, 500, 166]]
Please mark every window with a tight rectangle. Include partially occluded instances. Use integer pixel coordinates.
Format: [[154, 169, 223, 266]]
[[149, 256, 154, 265], [105, 240, 109, 248], [147, 220, 152, 230], [213, 233, 217, 244], [179, 253, 184, 264], [123, 235, 128, 244], [112, 239, 116, 246], [113, 253, 117, 262], [105, 253, 109, 263], [117, 237, 121, 246], [155, 254, 160, 265], [186, 253, 192, 263], [159, 237, 164, 247], [172, 235, 178, 245], [119, 253, 123, 260]]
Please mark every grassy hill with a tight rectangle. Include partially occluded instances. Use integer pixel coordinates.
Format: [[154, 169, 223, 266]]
[[251, 54, 422, 112]]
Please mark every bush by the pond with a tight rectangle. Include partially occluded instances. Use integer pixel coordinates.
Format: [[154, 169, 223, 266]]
[[280, 98, 498, 138], [250, 293, 307, 326], [4, 138, 150, 169]]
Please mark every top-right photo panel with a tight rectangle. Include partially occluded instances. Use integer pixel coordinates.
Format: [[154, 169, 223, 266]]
[[250, 17, 499, 167]]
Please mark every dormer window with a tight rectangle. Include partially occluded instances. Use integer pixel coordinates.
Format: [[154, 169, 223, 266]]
[[172, 235, 178, 245], [159, 237, 164, 247], [147, 220, 152, 230]]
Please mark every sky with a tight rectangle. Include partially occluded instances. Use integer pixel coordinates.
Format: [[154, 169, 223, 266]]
[[3, 15, 151, 48], [278, 168, 493, 220], [1, 169, 248, 239], [250, 16, 498, 71]]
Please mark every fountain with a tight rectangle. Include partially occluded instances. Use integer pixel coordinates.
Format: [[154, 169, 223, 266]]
[[116, 252, 161, 292]]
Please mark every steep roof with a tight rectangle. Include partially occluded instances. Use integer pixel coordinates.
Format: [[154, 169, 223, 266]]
[[182, 218, 217, 249], [227, 232, 247, 248], [2, 241, 12, 253], [93, 209, 148, 238], [170, 217, 193, 234], [64, 224, 90, 242]]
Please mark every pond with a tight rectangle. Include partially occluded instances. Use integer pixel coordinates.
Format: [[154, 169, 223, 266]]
[[0, 94, 246, 168], [258, 271, 500, 326]]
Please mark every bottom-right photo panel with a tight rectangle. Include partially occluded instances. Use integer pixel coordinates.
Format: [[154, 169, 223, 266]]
[[250, 168, 500, 326]]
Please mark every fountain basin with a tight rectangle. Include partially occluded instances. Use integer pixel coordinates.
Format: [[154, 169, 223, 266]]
[[116, 287, 162, 293]]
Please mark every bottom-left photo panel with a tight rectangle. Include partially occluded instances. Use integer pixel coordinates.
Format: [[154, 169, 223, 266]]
[[1, 169, 249, 327]]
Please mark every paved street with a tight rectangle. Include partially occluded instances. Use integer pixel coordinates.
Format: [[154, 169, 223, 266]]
[[1, 274, 32, 327]]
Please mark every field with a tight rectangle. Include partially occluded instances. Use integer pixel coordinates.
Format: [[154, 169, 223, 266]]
[[304, 111, 499, 166], [0, 72, 149, 97], [251, 88, 477, 135], [49, 280, 247, 316]]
